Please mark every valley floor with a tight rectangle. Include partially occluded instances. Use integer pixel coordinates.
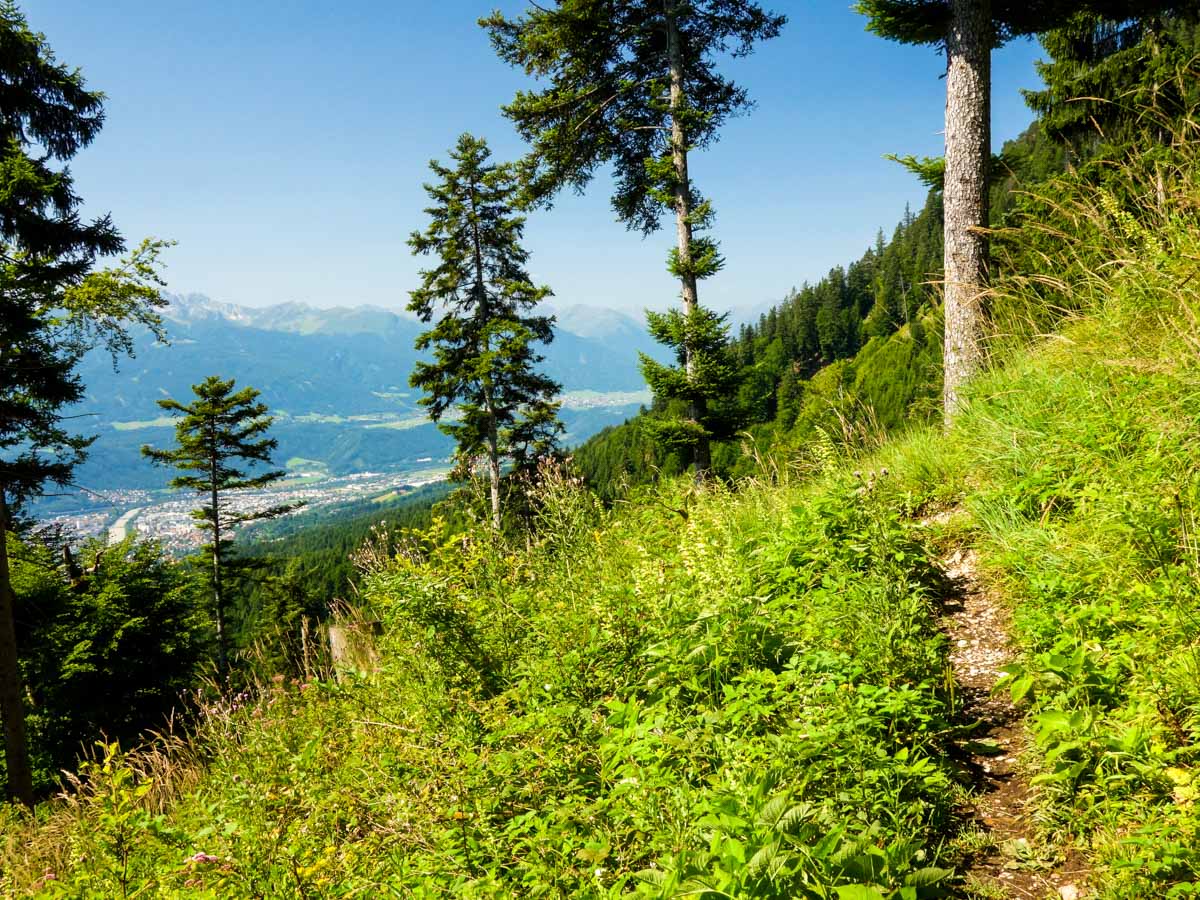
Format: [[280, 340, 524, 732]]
[[41, 467, 450, 554]]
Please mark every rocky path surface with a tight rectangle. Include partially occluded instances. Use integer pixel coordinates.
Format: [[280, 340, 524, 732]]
[[938, 545, 1086, 900]]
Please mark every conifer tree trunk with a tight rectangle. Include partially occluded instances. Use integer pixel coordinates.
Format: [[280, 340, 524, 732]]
[[942, 0, 991, 420], [666, 2, 711, 477], [209, 454, 228, 681], [468, 184, 504, 532], [0, 487, 34, 807], [482, 343, 502, 533], [486, 418, 502, 532]]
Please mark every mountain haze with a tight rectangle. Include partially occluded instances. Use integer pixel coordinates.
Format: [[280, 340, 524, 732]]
[[64, 294, 661, 493]]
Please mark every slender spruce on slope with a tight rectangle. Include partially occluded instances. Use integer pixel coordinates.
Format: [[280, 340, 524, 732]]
[[408, 134, 562, 532], [0, 1, 168, 807], [483, 0, 783, 479], [142, 377, 293, 681], [856, 0, 1183, 421]]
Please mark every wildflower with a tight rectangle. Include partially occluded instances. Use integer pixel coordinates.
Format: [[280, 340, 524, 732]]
[[189, 852, 221, 865]]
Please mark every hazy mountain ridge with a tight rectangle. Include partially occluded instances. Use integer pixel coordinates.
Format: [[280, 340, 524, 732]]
[[161, 293, 422, 337], [77, 293, 661, 419], [59, 293, 660, 496]]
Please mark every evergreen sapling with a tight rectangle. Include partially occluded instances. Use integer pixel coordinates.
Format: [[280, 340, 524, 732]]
[[142, 376, 294, 681]]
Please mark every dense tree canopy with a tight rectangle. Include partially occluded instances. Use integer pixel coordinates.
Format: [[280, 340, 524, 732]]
[[0, 0, 167, 806], [12, 536, 205, 792], [1025, 9, 1200, 155]]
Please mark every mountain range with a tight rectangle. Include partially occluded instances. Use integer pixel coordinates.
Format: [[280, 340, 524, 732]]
[[61, 293, 661, 496]]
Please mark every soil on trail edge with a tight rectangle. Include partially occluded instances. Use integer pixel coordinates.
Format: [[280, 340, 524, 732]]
[[937, 545, 1087, 900]]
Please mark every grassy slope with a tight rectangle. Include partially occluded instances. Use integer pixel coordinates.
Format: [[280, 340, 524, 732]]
[[6, 153, 1200, 899], [873, 156, 1200, 896], [1, 469, 961, 897]]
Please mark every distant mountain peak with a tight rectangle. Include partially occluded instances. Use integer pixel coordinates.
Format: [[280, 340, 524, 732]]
[[164, 293, 251, 323], [164, 293, 649, 342], [162, 293, 416, 336], [540, 302, 645, 340]]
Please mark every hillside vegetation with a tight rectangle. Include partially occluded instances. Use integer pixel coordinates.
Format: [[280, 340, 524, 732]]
[[6, 129, 1200, 897]]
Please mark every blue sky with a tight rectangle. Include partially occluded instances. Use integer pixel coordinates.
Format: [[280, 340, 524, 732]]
[[29, 0, 1046, 316]]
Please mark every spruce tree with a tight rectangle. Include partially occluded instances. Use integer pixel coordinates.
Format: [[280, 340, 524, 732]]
[[483, 0, 784, 478], [1024, 10, 1200, 156], [0, 2, 168, 807], [856, 0, 1183, 420], [142, 377, 292, 680], [639, 306, 744, 458], [407, 134, 562, 531]]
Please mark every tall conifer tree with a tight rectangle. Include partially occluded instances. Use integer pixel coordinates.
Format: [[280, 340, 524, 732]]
[[0, 2, 168, 807], [408, 134, 562, 531], [142, 377, 291, 680], [483, 0, 784, 478]]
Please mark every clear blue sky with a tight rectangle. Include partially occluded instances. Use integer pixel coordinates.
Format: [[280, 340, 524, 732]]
[[29, 0, 1046, 316]]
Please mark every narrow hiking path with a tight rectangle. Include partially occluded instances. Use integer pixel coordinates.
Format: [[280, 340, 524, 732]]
[[935, 542, 1087, 900]]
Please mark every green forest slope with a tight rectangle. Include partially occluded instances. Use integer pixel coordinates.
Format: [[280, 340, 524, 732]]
[[6, 128, 1200, 897]]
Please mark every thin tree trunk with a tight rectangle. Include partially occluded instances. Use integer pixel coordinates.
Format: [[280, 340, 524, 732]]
[[942, 0, 991, 421], [665, 2, 711, 478], [469, 185, 503, 531], [0, 487, 34, 807], [481, 343, 502, 533], [481, 360, 502, 531], [209, 456, 227, 682], [486, 421, 502, 532]]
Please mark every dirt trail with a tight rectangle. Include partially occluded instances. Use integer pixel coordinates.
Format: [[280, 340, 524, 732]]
[[938, 545, 1086, 900]]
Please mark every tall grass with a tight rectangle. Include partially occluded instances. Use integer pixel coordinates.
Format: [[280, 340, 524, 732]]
[[869, 108, 1200, 898], [1, 460, 966, 897]]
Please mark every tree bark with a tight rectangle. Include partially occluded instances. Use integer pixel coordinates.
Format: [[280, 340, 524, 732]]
[[665, 2, 711, 478], [942, 0, 992, 421], [0, 487, 34, 807], [209, 454, 228, 682], [486, 418, 502, 532]]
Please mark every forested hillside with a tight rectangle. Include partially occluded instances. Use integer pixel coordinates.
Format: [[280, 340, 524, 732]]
[[573, 117, 1081, 493], [235, 480, 453, 634], [6, 3, 1200, 899]]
